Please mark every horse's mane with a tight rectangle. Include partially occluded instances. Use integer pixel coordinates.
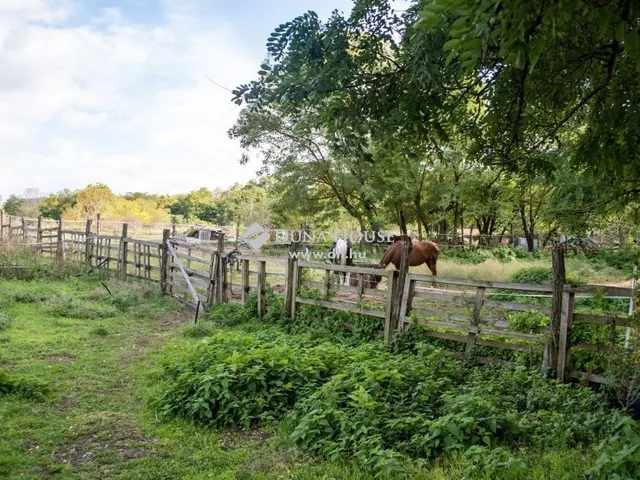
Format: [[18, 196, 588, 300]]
[[379, 242, 397, 268]]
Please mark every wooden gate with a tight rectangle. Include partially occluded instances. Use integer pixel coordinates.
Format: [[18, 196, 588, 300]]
[[164, 239, 217, 316]]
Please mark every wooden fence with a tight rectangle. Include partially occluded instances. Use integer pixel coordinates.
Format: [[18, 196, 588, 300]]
[[0, 212, 636, 384]]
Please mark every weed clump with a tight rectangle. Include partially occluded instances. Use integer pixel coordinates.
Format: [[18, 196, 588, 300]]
[[153, 327, 633, 478], [0, 314, 12, 331], [0, 368, 49, 400], [47, 296, 118, 319]]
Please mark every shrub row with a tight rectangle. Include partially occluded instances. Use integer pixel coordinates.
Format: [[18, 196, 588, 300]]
[[153, 325, 639, 478]]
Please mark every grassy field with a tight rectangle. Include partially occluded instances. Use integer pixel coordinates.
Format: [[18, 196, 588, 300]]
[[0, 276, 370, 479], [0, 272, 636, 479]]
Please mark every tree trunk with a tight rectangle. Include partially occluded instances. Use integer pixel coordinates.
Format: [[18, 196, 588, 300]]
[[398, 205, 408, 235], [519, 200, 535, 252]]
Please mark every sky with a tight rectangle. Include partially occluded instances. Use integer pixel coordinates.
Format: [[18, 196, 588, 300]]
[[0, 0, 367, 200]]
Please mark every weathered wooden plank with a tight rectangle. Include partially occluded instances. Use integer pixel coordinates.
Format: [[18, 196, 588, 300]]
[[424, 330, 468, 343], [479, 328, 545, 342], [169, 241, 218, 254], [125, 238, 163, 248], [565, 285, 633, 297], [168, 293, 199, 310], [475, 338, 544, 352], [568, 371, 607, 384], [413, 290, 473, 303], [573, 313, 630, 327], [572, 342, 612, 352], [408, 273, 554, 292], [295, 296, 386, 319], [167, 262, 210, 281], [409, 318, 478, 333], [297, 260, 386, 276], [257, 261, 266, 316], [472, 356, 515, 367], [483, 299, 552, 314], [236, 254, 288, 263]]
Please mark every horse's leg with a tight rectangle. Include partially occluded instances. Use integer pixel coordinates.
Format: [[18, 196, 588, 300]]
[[427, 258, 437, 288]]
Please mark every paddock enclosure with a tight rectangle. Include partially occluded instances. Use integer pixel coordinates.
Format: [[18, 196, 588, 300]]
[[1, 211, 636, 385]]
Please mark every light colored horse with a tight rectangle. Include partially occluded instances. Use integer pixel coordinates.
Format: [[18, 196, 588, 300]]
[[329, 238, 352, 285]]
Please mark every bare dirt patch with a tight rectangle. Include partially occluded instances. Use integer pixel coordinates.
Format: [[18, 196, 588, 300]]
[[53, 425, 155, 467], [221, 428, 272, 450], [156, 309, 192, 329]]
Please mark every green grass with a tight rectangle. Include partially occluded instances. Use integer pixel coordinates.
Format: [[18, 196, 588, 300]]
[[0, 274, 624, 479]]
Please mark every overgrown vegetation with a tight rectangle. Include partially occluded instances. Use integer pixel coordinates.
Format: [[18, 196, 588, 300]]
[[147, 293, 640, 478]]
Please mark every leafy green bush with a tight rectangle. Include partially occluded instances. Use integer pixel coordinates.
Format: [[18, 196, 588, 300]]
[[181, 322, 216, 338], [154, 323, 628, 478], [592, 248, 639, 272], [153, 331, 345, 429], [509, 267, 584, 286], [0, 368, 49, 400], [461, 446, 526, 479], [493, 246, 517, 263], [509, 267, 554, 285], [587, 416, 640, 480], [508, 311, 548, 333]]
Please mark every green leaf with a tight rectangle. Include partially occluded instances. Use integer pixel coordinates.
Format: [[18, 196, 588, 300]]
[[443, 38, 462, 51], [528, 38, 545, 72]]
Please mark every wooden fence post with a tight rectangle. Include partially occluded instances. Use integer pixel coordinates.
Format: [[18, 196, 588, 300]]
[[257, 260, 266, 317], [464, 286, 486, 356], [120, 223, 129, 275], [0, 209, 4, 241], [384, 269, 398, 343], [543, 244, 566, 375], [21, 217, 26, 243], [324, 269, 331, 300], [56, 219, 64, 261], [216, 233, 226, 302], [207, 250, 217, 307], [557, 289, 576, 381], [386, 237, 412, 343], [398, 278, 416, 330], [160, 229, 170, 293], [96, 213, 101, 235], [36, 216, 43, 253], [241, 259, 250, 304], [284, 241, 300, 317], [290, 260, 299, 320], [84, 219, 93, 265]]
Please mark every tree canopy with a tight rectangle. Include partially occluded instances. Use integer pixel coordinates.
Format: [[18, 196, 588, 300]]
[[228, 0, 640, 247]]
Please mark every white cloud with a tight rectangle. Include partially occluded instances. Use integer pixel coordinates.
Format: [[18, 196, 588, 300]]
[[0, 0, 261, 199]]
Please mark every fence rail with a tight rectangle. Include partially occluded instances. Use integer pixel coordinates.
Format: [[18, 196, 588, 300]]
[[1, 211, 637, 385]]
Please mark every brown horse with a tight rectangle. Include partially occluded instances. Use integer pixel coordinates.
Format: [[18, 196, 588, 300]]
[[379, 238, 439, 276]]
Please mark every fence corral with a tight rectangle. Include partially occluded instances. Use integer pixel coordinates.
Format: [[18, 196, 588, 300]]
[[1, 211, 636, 385]]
